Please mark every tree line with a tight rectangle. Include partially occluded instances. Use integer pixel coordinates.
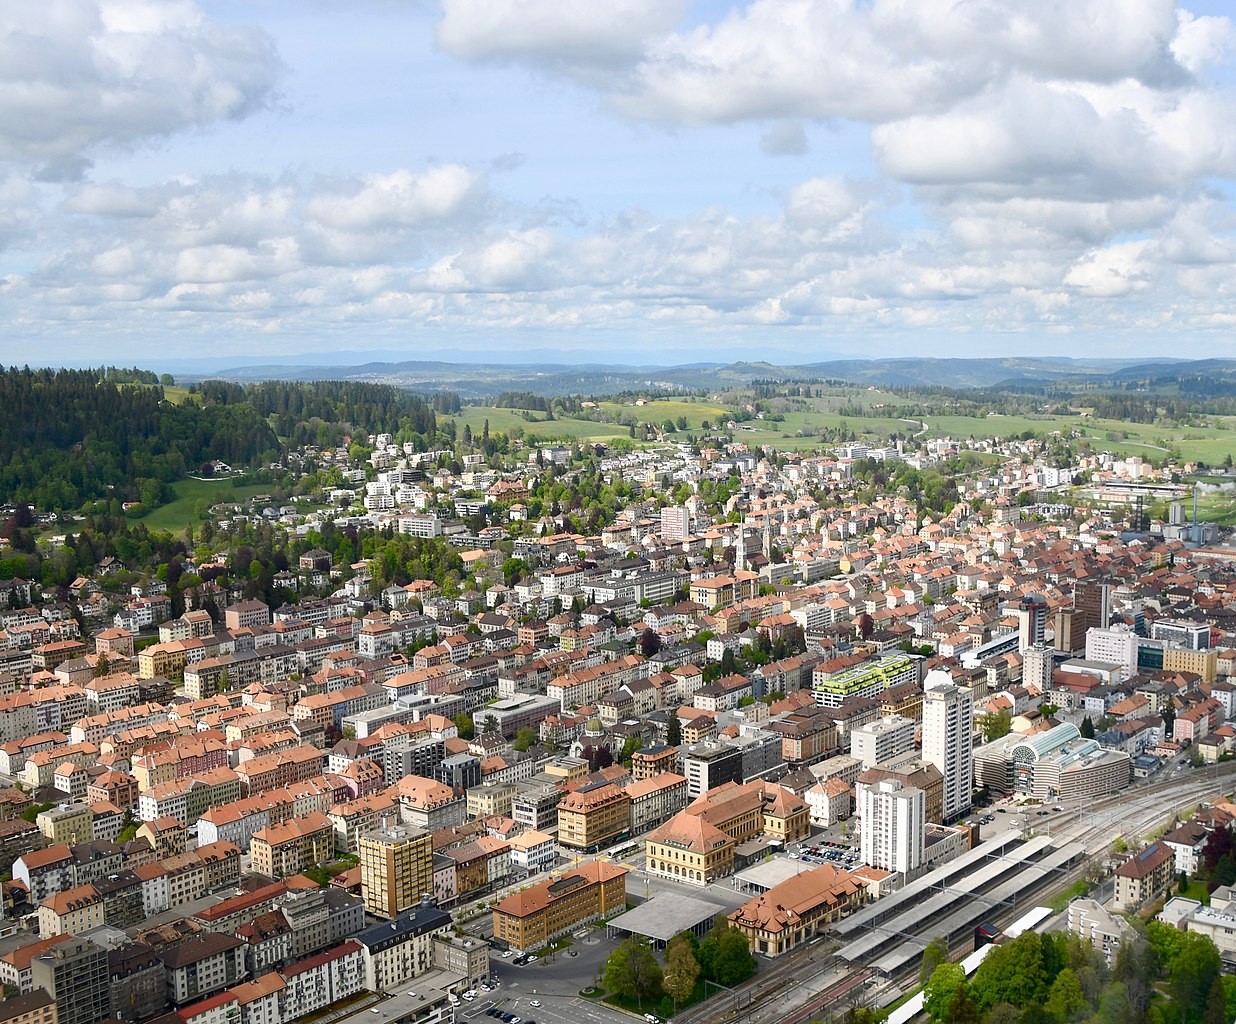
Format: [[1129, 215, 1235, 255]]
[[0, 367, 278, 511]]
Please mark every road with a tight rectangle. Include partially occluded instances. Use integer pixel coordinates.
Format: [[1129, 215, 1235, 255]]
[[461, 932, 633, 1024]]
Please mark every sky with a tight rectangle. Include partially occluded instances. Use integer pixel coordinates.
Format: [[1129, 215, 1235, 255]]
[[3, 0, 1236, 368]]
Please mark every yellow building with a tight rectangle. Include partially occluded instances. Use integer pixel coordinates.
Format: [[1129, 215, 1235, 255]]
[[465, 782, 516, 820], [1163, 647, 1217, 684], [359, 823, 434, 919], [36, 803, 92, 846], [555, 783, 631, 851], [250, 812, 334, 879], [644, 810, 734, 886], [728, 864, 864, 956], [684, 781, 810, 845], [137, 641, 189, 681], [38, 885, 103, 937], [0, 988, 57, 1024], [492, 861, 627, 953]]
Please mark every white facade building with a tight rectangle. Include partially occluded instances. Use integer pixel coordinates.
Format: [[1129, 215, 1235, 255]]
[[1084, 626, 1139, 682], [860, 779, 925, 876], [921, 670, 973, 823], [850, 716, 916, 770]]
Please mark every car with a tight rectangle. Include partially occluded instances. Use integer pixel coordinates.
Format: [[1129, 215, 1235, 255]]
[[501, 950, 514, 958], [463, 992, 477, 1001], [485, 1010, 500, 1018], [527, 955, 539, 963], [1037, 810, 1049, 816], [646, 1015, 661, 1023], [529, 1002, 541, 1009], [1054, 805, 1064, 812], [996, 807, 1006, 812], [510, 1017, 522, 1023]]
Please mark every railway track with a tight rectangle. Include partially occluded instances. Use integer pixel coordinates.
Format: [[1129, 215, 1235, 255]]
[[673, 765, 1236, 1024]]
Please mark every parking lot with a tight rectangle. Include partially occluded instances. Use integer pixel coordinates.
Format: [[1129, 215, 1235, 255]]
[[457, 934, 635, 1024], [787, 839, 860, 869]]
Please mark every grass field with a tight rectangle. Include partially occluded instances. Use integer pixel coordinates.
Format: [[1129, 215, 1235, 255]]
[[921, 412, 1236, 465], [594, 398, 730, 428], [450, 406, 642, 444], [141, 478, 270, 533]]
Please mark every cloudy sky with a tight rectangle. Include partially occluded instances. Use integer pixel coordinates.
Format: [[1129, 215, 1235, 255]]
[[3, 0, 1236, 368]]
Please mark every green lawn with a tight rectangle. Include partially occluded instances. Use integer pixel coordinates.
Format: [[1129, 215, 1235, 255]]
[[1177, 879, 1210, 904], [140, 478, 271, 533], [449, 406, 638, 444], [595, 398, 731, 429], [923, 412, 1236, 465], [451, 398, 1236, 464]]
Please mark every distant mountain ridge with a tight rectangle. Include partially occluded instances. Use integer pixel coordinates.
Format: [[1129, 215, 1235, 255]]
[[173, 355, 1226, 398]]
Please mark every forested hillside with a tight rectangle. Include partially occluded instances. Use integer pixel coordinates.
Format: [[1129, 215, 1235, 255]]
[[0, 368, 460, 512]]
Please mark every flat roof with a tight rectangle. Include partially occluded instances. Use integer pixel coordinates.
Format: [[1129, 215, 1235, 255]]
[[734, 857, 815, 892], [609, 892, 728, 943]]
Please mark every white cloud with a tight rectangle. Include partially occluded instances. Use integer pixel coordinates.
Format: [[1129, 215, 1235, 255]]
[[1064, 241, 1153, 297], [24, 154, 1236, 352], [436, 0, 689, 74], [304, 166, 486, 232], [0, 0, 279, 168]]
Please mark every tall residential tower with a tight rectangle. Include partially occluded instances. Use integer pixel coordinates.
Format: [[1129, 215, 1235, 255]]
[[921, 669, 973, 823]]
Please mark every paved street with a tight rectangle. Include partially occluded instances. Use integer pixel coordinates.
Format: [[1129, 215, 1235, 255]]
[[461, 933, 636, 1024]]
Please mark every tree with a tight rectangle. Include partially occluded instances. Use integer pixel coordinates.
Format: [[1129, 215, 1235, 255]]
[[1113, 935, 1155, 1020], [604, 937, 663, 1008], [1162, 702, 1176, 737], [1203, 976, 1227, 1024], [969, 932, 1049, 1012], [513, 727, 538, 752], [482, 714, 498, 735], [1169, 932, 1220, 1024], [620, 735, 642, 766], [666, 715, 682, 747], [919, 935, 949, 986], [639, 627, 662, 658], [662, 938, 700, 1009], [453, 713, 475, 740], [923, 963, 968, 1024], [979, 708, 1013, 743], [981, 1004, 1021, 1024], [708, 928, 756, 987], [1080, 715, 1095, 739], [1044, 967, 1086, 1023], [945, 984, 981, 1024]]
